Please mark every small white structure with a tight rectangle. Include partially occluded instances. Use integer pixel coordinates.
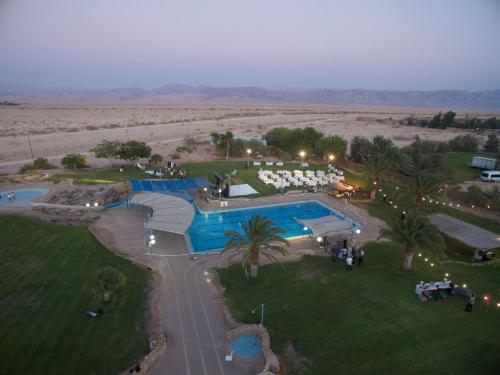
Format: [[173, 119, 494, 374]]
[[229, 184, 258, 197], [470, 156, 497, 170]]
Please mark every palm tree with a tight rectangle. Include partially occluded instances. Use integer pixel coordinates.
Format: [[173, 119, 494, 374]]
[[379, 212, 443, 270], [407, 172, 441, 211], [367, 136, 399, 199], [220, 131, 234, 160], [221, 215, 289, 278]]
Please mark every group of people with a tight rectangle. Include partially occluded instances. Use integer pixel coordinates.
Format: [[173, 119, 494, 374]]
[[0, 191, 16, 201], [327, 237, 365, 270]]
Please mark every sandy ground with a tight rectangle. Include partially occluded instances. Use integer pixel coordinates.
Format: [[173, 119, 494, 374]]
[[0, 103, 493, 173]]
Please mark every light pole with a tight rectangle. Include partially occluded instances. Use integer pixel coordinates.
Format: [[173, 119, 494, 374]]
[[146, 233, 156, 254], [302, 226, 308, 248], [246, 148, 252, 168], [204, 269, 220, 294], [328, 154, 335, 165], [218, 188, 222, 199], [299, 151, 306, 168], [251, 303, 265, 326]]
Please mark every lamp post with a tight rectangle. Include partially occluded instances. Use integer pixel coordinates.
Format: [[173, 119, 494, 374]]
[[299, 151, 306, 168], [204, 269, 220, 294], [246, 148, 252, 168], [251, 303, 265, 326], [146, 233, 156, 254], [328, 154, 335, 166], [218, 188, 222, 199]]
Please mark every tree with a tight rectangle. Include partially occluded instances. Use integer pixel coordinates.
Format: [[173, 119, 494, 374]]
[[349, 136, 371, 163], [220, 131, 234, 160], [379, 212, 443, 270], [441, 111, 456, 129], [149, 153, 163, 166], [407, 173, 441, 211], [367, 136, 399, 198], [484, 134, 498, 153], [91, 140, 122, 167], [83, 266, 126, 302], [118, 141, 152, 162], [221, 215, 289, 278], [428, 112, 442, 128], [210, 131, 234, 160], [315, 135, 348, 161], [61, 153, 86, 170]]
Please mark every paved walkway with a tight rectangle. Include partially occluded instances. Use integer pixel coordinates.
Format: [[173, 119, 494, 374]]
[[429, 213, 500, 249], [91, 195, 383, 375]]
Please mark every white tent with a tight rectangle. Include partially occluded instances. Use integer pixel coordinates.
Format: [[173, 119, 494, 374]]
[[130, 192, 195, 234], [296, 215, 355, 237]]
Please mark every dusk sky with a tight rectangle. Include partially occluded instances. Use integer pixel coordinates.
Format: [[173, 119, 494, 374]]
[[1, 0, 500, 91]]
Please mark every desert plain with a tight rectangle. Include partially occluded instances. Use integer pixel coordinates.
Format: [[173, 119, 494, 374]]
[[1, 102, 498, 174]]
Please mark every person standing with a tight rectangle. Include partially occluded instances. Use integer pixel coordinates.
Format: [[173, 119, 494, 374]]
[[358, 248, 364, 266], [346, 256, 353, 271], [465, 294, 476, 312]]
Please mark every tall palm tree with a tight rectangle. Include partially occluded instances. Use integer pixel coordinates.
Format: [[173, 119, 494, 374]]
[[367, 136, 399, 199], [220, 131, 234, 161], [407, 172, 441, 211], [221, 215, 289, 278], [379, 212, 443, 270]]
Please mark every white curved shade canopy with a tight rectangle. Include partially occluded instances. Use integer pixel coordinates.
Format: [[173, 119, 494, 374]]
[[130, 192, 195, 234]]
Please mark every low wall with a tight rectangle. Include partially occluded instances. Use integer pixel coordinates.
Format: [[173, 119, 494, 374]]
[[31, 202, 105, 211], [120, 333, 167, 374], [227, 324, 279, 375]]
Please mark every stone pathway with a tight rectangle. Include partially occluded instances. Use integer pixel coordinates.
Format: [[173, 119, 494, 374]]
[[428, 213, 500, 249]]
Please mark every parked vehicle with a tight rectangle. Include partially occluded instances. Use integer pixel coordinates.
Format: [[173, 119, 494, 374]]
[[480, 170, 500, 182], [470, 156, 497, 170]]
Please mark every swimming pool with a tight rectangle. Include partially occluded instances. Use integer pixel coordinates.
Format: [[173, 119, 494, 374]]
[[187, 200, 359, 252], [0, 188, 49, 208], [229, 334, 262, 359]]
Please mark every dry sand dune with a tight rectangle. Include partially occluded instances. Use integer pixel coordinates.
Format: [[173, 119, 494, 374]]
[[0, 103, 491, 173]]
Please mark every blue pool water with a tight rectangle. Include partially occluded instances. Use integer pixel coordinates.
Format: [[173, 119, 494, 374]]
[[187, 200, 359, 252], [0, 188, 49, 207], [229, 334, 262, 359]]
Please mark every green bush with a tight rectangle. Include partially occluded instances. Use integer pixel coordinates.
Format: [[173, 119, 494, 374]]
[[19, 157, 57, 173], [448, 134, 479, 152]]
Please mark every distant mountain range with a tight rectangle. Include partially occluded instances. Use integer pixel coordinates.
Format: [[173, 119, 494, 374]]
[[1, 84, 499, 109]]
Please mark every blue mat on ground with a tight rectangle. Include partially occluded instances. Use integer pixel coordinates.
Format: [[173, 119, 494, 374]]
[[129, 177, 211, 192]]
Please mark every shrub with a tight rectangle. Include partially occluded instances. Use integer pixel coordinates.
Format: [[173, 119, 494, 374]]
[[83, 267, 126, 302], [19, 157, 57, 173], [483, 134, 498, 153], [61, 154, 87, 170], [170, 153, 180, 159], [448, 134, 479, 152]]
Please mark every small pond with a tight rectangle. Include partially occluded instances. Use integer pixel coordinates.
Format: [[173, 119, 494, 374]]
[[229, 334, 262, 359]]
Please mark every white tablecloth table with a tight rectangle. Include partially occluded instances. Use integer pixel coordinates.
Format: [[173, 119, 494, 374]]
[[415, 280, 453, 296]]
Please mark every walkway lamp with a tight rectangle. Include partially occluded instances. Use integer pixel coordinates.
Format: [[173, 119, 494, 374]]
[[299, 150, 306, 166], [94, 202, 99, 207], [85, 203, 90, 207], [355, 229, 361, 234], [204, 269, 220, 294], [328, 154, 335, 165], [218, 188, 222, 199], [251, 303, 265, 326], [246, 148, 252, 168]]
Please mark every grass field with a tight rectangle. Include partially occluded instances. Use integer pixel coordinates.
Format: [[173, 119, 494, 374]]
[[0, 215, 149, 375], [442, 152, 494, 183], [219, 248, 500, 375]]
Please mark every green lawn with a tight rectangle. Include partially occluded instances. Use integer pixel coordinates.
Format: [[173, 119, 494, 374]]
[[219, 248, 500, 375], [0, 215, 149, 375], [443, 152, 494, 183], [48, 168, 147, 185], [49, 161, 338, 196]]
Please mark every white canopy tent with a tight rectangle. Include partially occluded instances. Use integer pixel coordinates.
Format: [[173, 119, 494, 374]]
[[296, 215, 355, 237], [130, 192, 195, 234]]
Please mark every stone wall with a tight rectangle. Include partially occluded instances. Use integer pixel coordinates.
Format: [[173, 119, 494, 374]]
[[120, 333, 167, 374], [227, 325, 280, 375]]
